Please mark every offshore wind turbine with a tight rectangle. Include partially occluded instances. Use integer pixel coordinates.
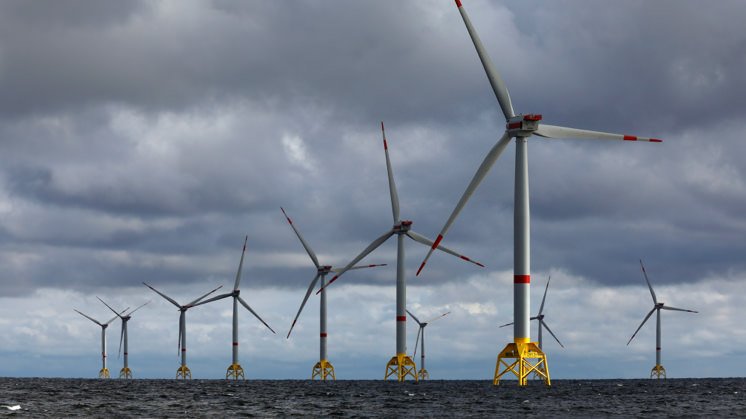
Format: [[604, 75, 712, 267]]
[[319, 122, 483, 381], [417, 0, 661, 386], [143, 282, 223, 379], [282, 207, 386, 380], [74, 308, 125, 378], [98, 298, 150, 379], [627, 260, 697, 379], [499, 277, 564, 351], [189, 236, 276, 380], [406, 309, 450, 380]]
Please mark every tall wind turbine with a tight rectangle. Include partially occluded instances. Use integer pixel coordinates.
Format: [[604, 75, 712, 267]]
[[406, 309, 450, 380], [320, 122, 483, 381], [627, 260, 697, 379], [98, 298, 150, 379], [74, 308, 124, 378], [282, 207, 386, 380], [189, 236, 276, 380], [416, 0, 660, 386], [499, 277, 564, 351], [143, 282, 223, 379]]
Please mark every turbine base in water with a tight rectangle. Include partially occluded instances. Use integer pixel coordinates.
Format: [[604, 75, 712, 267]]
[[119, 367, 133, 379], [176, 366, 192, 380], [226, 363, 245, 380], [417, 368, 429, 381], [650, 364, 666, 379], [98, 368, 111, 379], [384, 353, 418, 382], [312, 360, 335, 381], [494, 342, 550, 386]]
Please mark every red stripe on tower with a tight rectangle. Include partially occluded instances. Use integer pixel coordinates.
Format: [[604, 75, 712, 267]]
[[320, 333, 328, 338], [514, 275, 531, 284], [233, 342, 238, 346], [397, 316, 407, 322], [656, 347, 661, 350]]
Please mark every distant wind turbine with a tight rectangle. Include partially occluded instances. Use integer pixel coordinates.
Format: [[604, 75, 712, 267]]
[[74, 308, 125, 378], [500, 277, 563, 351], [97, 298, 150, 379], [406, 309, 450, 380], [627, 260, 698, 379]]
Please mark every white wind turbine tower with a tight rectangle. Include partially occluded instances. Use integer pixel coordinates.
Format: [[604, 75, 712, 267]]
[[189, 236, 276, 380], [98, 298, 150, 379], [282, 207, 386, 381], [319, 122, 483, 381], [74, 308, 125, 378], [499, 277, 564, 351], [406, 309, 450, 380], [143, 282, 223, 379], [417, 0, 661, 386], [627, 260, 697, 379]]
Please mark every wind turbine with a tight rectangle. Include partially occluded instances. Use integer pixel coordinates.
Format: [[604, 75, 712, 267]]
[[282, 207, 386, 381], [627, 260, 697, 379], [319, 122, 483, 381], [143, 282, 223, 379], [406, 309, 450, 380], [97, 298, 150, 379], [416, 0, 661, 386], [188, 236, 276, 380], [499, 277, 564, 351], [74, 308, 125, 378]]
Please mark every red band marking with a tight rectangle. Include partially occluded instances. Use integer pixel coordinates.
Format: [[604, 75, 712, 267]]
[[514, 275, 530, 284], [623, 135, 638, 141], [384, 139, 388, 150], [650, 138, 662, 142], [124, 353, 128, 356], [431, 234, 443, 250], [656, 347, 661, 350], [182, 348, 186, 352], [456, 0, 462, 7], [397, 316, 407, 322], [233, 342, 238, 346], [320, 333, 328, 337]]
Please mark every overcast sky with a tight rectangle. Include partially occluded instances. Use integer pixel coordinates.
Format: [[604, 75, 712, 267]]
[[1, 0, 745, 381]]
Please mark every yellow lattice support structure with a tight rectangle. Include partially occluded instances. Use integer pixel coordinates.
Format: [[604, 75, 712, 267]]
[[494, 341, 550, 386], [384, 353, 418, 382], [176, 365, 192, 380], [226, 363, 245, 380], [119, 367, 133, 379], [650, 364, 666, 379], [99, 368, 111, 379], [418, 368, 429, 381], [312, 360, 336, 381]]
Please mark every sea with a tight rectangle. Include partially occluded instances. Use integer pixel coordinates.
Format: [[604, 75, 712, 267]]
[[1, 377, 745, 417]]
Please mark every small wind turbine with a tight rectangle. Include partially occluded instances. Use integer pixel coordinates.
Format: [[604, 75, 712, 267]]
[[627, 260, 698, 379], [319, 122, 483, 381], [282, 207, 386, 380], [406, 309, 450, 380], [143, 282, 223, 379], [416, 0, 660, 386], [189, 236, 276, 380], [499, 277, 564, 351], [74, 308, 125, 378], [97, 298, 150, 379]]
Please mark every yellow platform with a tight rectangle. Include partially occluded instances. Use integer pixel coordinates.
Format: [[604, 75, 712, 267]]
[[98, 368, 111, 379], [650, 364, 666, 379], [312, 360, 335, 381], [176, 365, 192, 380], [226, 363, 245, 380], [119, 367, 133, 379], [384, 353, 418, 382], [494, 341, 550, 386]]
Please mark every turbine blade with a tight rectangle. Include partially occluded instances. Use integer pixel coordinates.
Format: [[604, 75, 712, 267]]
[[177, 312, 184, 356], [281, 208, 320, 269], [382, 121, 401, 223], [407, 230, 483, 269], [105, 314, 120, 326], [499, 321, 514, 328], [287, 274, 322, 339], [627, 307, 657, 345], [639, 260, 657, 304], [417, 132, 511, 276], [329, 263, 387, 273], [97, 297, 123, 318], [143, 282, 182, 309], [661, 305, 698, 313], [424, 311, 451, 325], [406, 309, 422, 325], [118, 325, 124, 359], [538, 276, 551, 315], [238, 296, 276, 334], [234, 235, 249, 290], [187, 285, 224, 307], [455, 0, 514, 120], [190, 292, 232, 307], [74, 309, 103, 326], [413, 326, 422, 360], [534, 124, 661, 143], [540, 320, 564, 348], [317, 230, 395, 294], [127, 300, 150, 316]]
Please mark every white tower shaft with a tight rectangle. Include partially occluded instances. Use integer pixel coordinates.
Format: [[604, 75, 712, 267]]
[[122, 320, 129, 368], [514, 137, 531, 343], [656, 308, 662, 366], [320, 274, 328, 362], [100, 328, 107, 372], [232, 298, 239, 365], [420, 327, 426, 372], [180, 311, 187, 368], [396, 233, 407, 355]]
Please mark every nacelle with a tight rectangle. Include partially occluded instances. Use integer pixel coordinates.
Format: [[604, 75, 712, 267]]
[[507, 114, 542, 137]]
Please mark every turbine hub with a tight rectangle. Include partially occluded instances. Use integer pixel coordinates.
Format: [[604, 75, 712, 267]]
[[507, 114, 542, 137], [318, 265, 333, 274], [394, 221, 413, 233]]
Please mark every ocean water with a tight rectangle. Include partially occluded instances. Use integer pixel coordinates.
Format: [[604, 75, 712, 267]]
[[1, 377, 745, 417]]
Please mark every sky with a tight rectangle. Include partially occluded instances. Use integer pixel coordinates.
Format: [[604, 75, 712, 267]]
[[1, 0, 745, 381]]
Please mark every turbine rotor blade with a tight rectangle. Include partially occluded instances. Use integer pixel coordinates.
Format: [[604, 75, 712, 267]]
[[406, 309, 422, 325], [413, 326, 422, 360], [538, 276, 551, 315], [318, 229, 395, 294], [97, 297, 124, 319], [177, 312, 184, 356], [499, 321, 514, 328], [104, 314, 120, 326], [534, 124, 661, 143], [143, 282, 182, 309], [127, 300, 150, 316], [187, 285, 224, 307], [424, 311, 451, 325], [540, 320, 564, 348], [627, 307, 657, 345], [407, 230, 483, 269], [456, 0, 515, 120], [381, 121, 401, 223], [74, 309, 103, 326], [287, 274, 321, 339], [234, 235, 249, 290], [329, 263, 387, 273], [639, 260, 657, 304], [190, 292, 232, 307], [118, 326, 124, 359], [417, 132, 511, 276], [281, 208, 320, 269], [661, 305, 698, 313], [238, 296, 276, 334]]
